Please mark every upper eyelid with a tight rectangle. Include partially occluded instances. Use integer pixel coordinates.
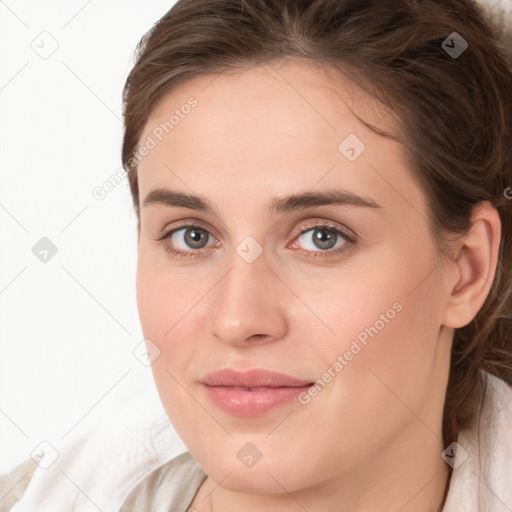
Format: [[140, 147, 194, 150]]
[[160, 219, 216, 238], [296, 220, 355, 240]]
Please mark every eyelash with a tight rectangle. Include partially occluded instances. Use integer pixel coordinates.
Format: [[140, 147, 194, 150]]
[[157, 220, 356, 260]]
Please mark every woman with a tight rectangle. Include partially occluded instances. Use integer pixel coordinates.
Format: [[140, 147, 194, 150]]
[[5, 0, 512, 511]]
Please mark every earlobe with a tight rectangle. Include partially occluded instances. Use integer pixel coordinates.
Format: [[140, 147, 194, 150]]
[[442, 202, 501, 329]]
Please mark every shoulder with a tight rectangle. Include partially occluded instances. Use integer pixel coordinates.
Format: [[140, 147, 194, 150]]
[[443, 371, 512, 512], [119, 451, 207, 512], [0, 455, 43, 512], [6, 371, 191, 512]]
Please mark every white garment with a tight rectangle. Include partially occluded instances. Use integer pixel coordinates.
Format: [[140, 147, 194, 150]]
[[4, 371, 512, 512], [5, 372, 191, 512], [442, 372, 512, 512]]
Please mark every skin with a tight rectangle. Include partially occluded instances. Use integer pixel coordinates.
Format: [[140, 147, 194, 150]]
[[134, 58, 501, 512]]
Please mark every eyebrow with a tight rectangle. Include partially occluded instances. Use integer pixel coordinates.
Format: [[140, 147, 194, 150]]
[[142, 187, 383, 215]]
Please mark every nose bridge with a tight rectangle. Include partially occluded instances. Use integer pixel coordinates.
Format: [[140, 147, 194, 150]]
[[209, 243, 287, 345]]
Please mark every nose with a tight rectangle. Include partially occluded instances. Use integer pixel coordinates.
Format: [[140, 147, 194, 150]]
[[208, 248, 288, 348]]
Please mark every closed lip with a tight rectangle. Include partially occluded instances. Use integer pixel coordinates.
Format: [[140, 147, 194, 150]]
[[201, 368, 313, 388]]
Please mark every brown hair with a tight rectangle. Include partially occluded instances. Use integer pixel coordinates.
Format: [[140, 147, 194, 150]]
[[121, 0, 512, 447]]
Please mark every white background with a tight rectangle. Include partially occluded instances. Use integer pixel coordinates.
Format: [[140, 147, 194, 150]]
[[0, 0, 179, 474], [1, 0, 511, 475]]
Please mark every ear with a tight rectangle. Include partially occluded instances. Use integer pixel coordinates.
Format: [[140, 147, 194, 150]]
[[442, 201, 501, 329]]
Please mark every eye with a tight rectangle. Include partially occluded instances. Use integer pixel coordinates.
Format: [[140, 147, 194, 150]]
[[159, 223, 217, 257], [291, 222, 354, 258]]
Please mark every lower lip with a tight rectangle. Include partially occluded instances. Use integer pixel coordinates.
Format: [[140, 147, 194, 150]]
[[202, 384, 313, 417]]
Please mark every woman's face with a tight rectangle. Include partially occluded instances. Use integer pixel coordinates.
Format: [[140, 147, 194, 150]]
[[135, 60, 453, 497]]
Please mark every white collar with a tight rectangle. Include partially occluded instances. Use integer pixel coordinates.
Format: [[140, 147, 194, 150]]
[[443, 371, 512, 511]]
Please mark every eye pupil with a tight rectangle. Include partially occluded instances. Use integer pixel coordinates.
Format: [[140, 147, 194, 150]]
[[185, 228, 208, 248], [313, 228, 337, 250]]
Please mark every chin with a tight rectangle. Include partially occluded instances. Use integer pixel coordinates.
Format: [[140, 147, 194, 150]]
[[193, 443, 306, 493]]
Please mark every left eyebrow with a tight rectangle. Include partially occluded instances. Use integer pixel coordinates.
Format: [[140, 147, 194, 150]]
[[141, 188, 384, 215]]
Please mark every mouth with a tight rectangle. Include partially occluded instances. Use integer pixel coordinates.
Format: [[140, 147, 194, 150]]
[[200, 368, 314, 417], [227, 386, 295, 390], [201, 367, 314, 388]]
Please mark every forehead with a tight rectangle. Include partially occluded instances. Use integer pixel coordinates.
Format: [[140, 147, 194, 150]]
[[136, 58, 426, 216], [140, 58, 395, 153]]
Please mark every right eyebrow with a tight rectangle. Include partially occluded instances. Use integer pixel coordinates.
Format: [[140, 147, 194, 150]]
[[142, 188, 214, 213]]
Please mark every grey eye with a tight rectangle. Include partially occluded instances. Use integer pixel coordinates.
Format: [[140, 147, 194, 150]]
[[171, 227, 211, 250], [297, 227, 347, 252]]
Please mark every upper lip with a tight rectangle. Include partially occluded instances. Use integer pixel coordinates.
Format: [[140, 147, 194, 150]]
[[201, 368, 313, 388]]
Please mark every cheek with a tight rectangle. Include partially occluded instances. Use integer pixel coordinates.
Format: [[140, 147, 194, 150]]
[[136, 254, 207, 429], [327, 249, 441, 418], [136, 246, 215, 381], [136, 243, 195, 336], [295, 258, 442, 468], [312, 237, 437, 350], [313, 236, 440, 382], [136, 250, 188, 360]]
